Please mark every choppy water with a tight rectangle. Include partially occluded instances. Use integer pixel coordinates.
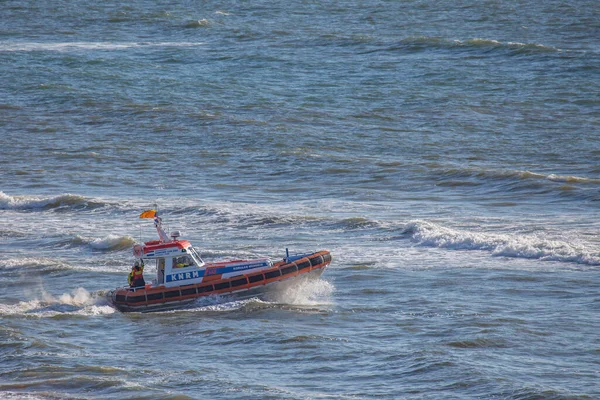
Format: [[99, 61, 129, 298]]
[[1, 1, 599, 399]]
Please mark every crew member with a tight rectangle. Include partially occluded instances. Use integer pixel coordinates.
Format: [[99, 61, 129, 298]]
[[175, 256, 189, 268], [129, 260, 145, 288]]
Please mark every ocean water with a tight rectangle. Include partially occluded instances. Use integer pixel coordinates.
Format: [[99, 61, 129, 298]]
[[1, 0, 599, 399]]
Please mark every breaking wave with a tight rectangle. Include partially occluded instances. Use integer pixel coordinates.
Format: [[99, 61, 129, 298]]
[[401, 220, 600, 266], [0, 191, 110, 211], [0, 257, 71, 276], [0, 288, 114, 317], [75, 234, 135, 251], [47, 234, 135, 252]]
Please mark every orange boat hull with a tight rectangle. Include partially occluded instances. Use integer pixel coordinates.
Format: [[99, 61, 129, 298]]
[[109, 250, 331, 312]]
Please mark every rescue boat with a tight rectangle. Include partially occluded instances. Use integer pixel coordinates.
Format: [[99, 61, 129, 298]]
[[108, 210, 332, 312]]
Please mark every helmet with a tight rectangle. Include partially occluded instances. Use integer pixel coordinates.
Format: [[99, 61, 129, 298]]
[[134, 261, 139, 267]]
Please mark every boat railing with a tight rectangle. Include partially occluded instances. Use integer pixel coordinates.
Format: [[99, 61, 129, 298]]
[[119, 284, 151, 292]]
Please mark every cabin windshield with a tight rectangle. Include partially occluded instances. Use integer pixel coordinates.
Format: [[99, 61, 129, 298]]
[[173, 255, 195, 269], [188, 247, 204, 265]]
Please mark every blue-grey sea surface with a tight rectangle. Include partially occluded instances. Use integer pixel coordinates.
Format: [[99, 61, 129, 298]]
[[1, 0, 599, 399]]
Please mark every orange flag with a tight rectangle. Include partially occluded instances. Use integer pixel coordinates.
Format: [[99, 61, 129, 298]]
[[139, 210, 157, 219]]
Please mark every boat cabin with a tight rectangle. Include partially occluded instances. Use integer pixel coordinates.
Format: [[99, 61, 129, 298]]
[[131, 213, 273, 289], [133, 238, 205, 288]]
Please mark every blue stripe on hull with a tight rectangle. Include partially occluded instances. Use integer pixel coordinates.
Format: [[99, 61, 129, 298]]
[[166, 261, 270, 283]]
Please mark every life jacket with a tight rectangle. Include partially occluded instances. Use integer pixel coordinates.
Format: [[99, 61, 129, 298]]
[[133, 268, 144, 280]]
